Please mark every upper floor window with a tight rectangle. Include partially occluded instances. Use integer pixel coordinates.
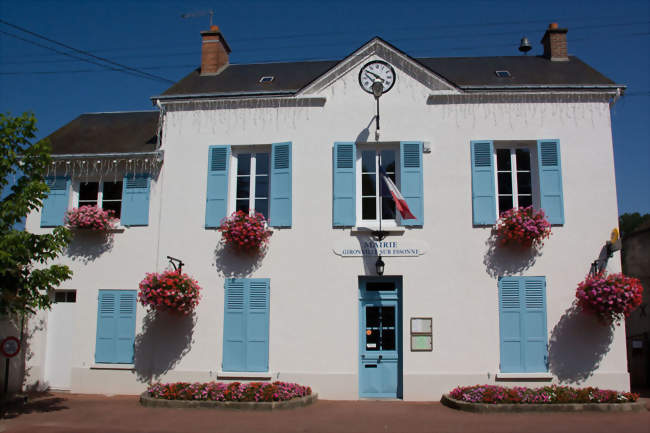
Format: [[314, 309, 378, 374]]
[[470, 139, 563, 226], [357, 146, 399, 227], [495, 145, 539, 214], [230, 150, 270, 221], [78, 181, 123, 218]]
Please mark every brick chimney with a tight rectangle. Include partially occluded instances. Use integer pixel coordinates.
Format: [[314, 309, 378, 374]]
[[541, 22, 568, 61], [200, 25, 231, 75]]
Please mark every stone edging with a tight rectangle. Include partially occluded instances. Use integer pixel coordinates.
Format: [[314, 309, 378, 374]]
[[441, 394, 647, 413], [139, 392, 318, 410]]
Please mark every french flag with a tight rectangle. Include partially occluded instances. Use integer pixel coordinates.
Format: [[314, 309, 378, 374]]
[[379, 165, 416, 220]]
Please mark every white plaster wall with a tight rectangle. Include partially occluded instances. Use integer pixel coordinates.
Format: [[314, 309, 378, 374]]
[[23, 54, 627, 400]]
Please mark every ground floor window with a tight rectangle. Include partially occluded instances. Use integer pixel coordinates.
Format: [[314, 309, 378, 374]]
[[223, 278, 270, 372], [498, 276, 548, 373]]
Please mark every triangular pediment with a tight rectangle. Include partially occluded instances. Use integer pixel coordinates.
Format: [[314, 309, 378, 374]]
[[299, 37, 459, 95]]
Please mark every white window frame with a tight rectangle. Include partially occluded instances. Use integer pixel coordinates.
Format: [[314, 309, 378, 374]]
[[72, 178, 124, 220], [493, 141, 541, 217], [355, 143, 400, 228], [228, 146, 271, 219]]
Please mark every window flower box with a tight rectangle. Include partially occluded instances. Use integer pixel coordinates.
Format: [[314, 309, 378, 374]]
[[138, 270, 202, 315], [576, 272, 643, 325], [65, 205, 117, 231], [495, 206, 551, 248], [218, 211, 272, 253]]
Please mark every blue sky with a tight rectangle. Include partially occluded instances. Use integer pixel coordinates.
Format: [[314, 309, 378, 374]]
[[1, 0, 648, 214]]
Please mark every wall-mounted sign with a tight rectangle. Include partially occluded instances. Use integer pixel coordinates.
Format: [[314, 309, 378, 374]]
[[410, 317, 433, 352], [333, 238, 428, 257]]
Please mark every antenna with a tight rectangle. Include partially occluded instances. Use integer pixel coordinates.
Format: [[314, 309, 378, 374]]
[[181, 10, 215, 27]]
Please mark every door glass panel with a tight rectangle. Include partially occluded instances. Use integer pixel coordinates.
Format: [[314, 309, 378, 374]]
[[366, 282, 395, 291], [383, 329, 396, 350], [366, 306, 380, 327], [382, 307, 395, 328], [364, 305, 397, 352]]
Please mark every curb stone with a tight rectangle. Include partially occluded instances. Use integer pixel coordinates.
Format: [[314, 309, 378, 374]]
[[440, 394, 647, 413], [139, 392, 318, 410]]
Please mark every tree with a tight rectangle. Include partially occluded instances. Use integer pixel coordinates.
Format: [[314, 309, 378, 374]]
[[619, 212, 650, 238], [0, 112, 72, 315]]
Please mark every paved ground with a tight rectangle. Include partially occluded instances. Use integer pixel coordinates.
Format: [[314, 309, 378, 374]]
[[0, 393, 648, 433]]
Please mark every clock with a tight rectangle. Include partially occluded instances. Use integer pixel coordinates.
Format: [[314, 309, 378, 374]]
[[358, 60, 396, 95]]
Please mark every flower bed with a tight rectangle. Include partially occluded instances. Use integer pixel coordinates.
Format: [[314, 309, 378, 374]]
[[496, 206, 551, 247], [449, 385, 638, 405], [147, 381, 311, 402], [218, 211, 272, 253], [138, 270, 202, 315], [65, 205, 116, 231], [576, 273, 643, 325]]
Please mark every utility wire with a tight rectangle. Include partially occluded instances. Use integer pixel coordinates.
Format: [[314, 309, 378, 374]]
[[0, 30, 178, 83], [0, 19, 174, 84]]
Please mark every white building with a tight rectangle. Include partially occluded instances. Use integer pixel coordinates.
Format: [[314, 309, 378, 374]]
[[20, 23, 628, 400]]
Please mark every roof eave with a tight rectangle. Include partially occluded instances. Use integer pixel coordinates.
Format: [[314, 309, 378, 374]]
[[151, 89, 299, 103], [460, 84, 626, 92]]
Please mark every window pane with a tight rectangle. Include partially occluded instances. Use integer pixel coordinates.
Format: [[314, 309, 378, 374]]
[[519, 195, 532, 208], [237, 153, 251, 175], [366, 282, 395, 291], [236, 200, 250, 214], [362, 197, 376, 220], [366, 331, 379, 351], [382, 329, 396, 351], [499, 196, 513, 213], [496, 149, 511, 171], [79, 182, 99, 202], [103, 181, 123, 200], [380, 150, 395, 173], [382, 197, 395, 219], [103, 201, 121, 219], [55, 291, 66, 303], [254, 199, 268, 220], [361, 151, 375, 173], [255, 176, 269, 198], [236, 177, 250, 198], [366, 307, 380, 327], [515, 149, 531, 171], [67, 291, 76, 303], [362, 174, 376, 195], [382, 307, 395, 328], [256, 153, 270, 175], [517, 172, 532, 195], [497, 173, 512, 194]]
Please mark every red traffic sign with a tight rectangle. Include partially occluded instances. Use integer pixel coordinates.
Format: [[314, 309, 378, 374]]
[[1, 336, 21, 358]]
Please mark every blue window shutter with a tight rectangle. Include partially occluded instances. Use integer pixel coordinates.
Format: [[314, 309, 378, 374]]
[[246, 279, 270, 372], [498, 277, 524, 373], [537, 139, 564, 225], [205, 145, 230, 228], [269, 142, 292, 227], [121, 174, 150, 226], [333, 142, 356, 227], [41, 176, 70, 227], [470, 140, 497, 225], [223, 279, 247, 371], [95, 290, 136, 364], [523, 277, 548, 372], [399, 141, 424, 226]]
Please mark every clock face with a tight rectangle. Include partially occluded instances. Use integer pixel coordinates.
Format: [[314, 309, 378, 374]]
[[358, 60, 396, 94]]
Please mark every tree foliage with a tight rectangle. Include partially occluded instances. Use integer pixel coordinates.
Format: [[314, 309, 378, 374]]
[[0, 112, 72, 315], [619, 212, 650, 238]]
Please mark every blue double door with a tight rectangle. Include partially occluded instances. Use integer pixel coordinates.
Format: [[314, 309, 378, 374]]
[[359, 277, 402, 399]]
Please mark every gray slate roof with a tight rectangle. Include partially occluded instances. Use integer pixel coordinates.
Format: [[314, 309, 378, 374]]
[[157, 55, 618, 99], [48, 111, 158, 155]]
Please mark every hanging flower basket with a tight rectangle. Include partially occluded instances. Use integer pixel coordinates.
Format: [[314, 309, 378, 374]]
[[218, 211, 272, 253], [65, 205, 117, 231], [495, 206, 551, 248], [138, 270, 202, 315], [576, 273, 643, 325]]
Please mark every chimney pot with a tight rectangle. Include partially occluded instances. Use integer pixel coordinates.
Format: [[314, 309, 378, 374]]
[[541, 22, 568, 62], [200, 25, 231, 76]]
